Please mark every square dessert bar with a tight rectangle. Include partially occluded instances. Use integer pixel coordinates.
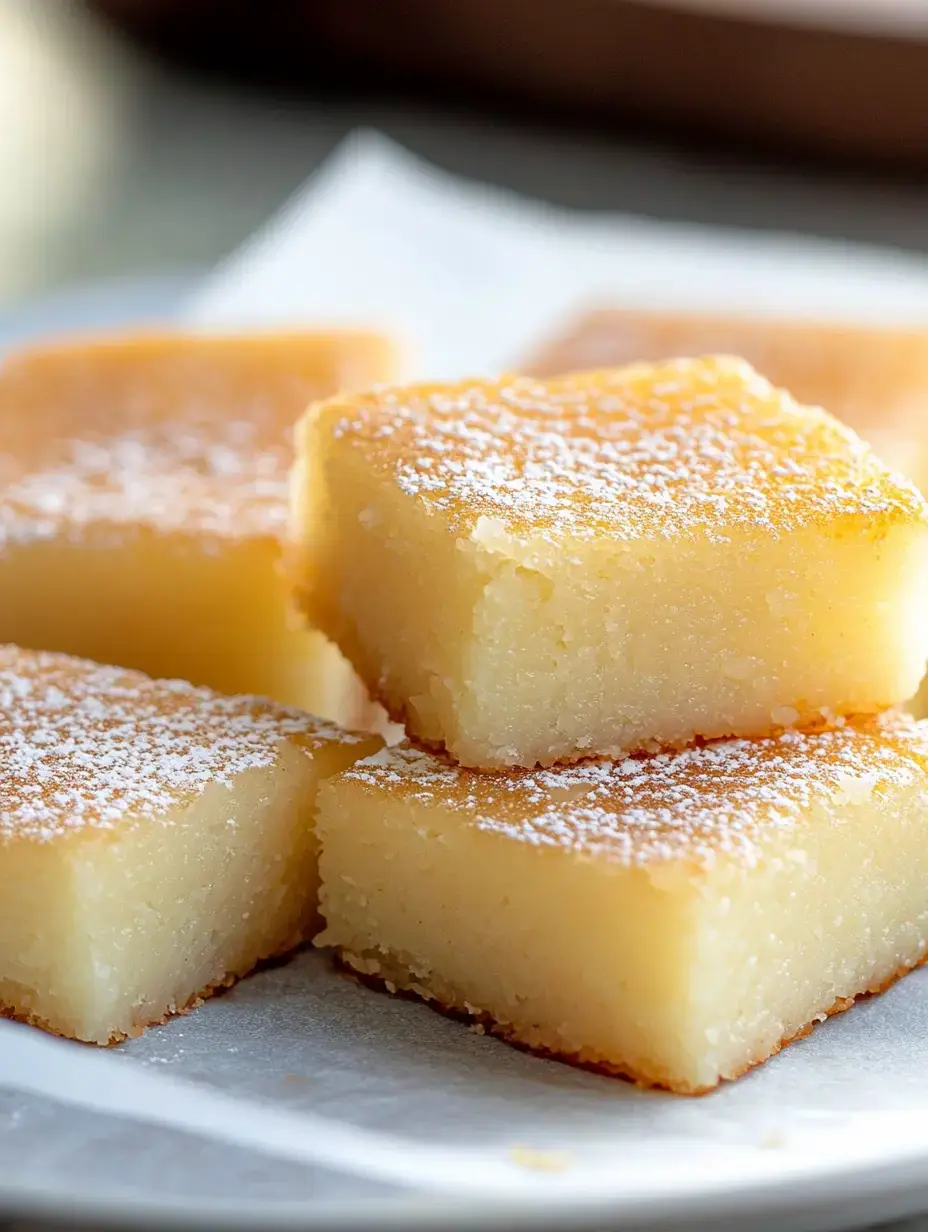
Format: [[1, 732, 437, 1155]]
[[0, 645, 381, 1044], [526, 308, 928, 487], [0, 330, 395, 729], [317, 716, 928, 1093], [291, 358, 928, 768]]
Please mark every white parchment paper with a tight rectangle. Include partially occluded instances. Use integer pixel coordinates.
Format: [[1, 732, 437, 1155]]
[[5, 132, 928, 1228], [189, 130, 928, 379]]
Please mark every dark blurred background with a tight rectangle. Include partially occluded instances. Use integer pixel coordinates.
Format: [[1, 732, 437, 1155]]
[[5, 0, 928, 315]]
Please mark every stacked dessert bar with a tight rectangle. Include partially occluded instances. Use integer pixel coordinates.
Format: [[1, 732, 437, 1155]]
[[2, 325, 928, 1097], [289, 356, 928, 1093], [527, 312, 928, 488]]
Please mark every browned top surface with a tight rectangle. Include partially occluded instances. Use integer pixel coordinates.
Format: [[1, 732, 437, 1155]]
[[0, 330, 394, 544], [0, 644, 373, 844], [310, 356, 926, 545], [342, 713, 928, 868]]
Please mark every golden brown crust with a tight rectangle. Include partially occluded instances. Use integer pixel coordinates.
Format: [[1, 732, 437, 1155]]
[[0, 970, 237, 1046], [0, 329, 397, 444], [306, 359, 926, 554], [335, 947, 928, 1096]]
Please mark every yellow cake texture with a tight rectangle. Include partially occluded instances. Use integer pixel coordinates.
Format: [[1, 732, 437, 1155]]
[[317, 715, 928, 1094], [0, 645, 381, 1045], [291, 357, 928, 768], [0, 330, 395, 728]]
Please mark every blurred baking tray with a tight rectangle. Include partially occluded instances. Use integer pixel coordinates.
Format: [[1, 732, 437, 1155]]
[[93, 0, 928, 167], [651, 0, 928, 37]]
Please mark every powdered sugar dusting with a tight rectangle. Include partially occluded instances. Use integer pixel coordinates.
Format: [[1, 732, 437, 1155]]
[[321, 358, 926, 543], [0, 645, 365, 843], [0, 424, 290, 543], [343, 715, 928, 868], [0, 334, 387, 544]]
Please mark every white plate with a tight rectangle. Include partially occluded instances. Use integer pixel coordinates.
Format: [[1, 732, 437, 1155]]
[[0, 284, 920, 1232], [0, 273, 195, 354], [8, 138, 928, 1229]]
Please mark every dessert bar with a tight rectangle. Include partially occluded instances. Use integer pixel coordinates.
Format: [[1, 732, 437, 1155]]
[[0, 330, 395, 727], [0, 646, 381, 1044], [318, 716, 928, 1093], [292, 358, 928, 767]]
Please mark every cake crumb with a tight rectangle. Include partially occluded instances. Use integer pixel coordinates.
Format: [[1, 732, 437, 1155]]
[[509, 1146, 572, 1173]]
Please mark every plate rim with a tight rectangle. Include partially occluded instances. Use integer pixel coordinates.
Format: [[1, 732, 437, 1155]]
[[3, 1145, 928, 1232]]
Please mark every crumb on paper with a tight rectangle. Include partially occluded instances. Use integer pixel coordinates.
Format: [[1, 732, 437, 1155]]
[[509, 1146, 572, 1173], [760, 1130, 787, 1149]]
